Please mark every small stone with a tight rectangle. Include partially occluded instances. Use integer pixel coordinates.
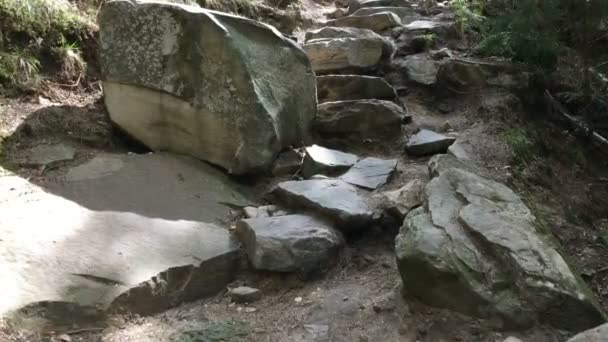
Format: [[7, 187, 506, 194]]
[[503, 337, 523, 342], [244, 307, 257, 313], [229, 286, 262, 303], [295, 297, 303, 303], [440, 121, 452, 132], [405, 129, 456, 156], [374, 179, 424, 220], [57, 334, 71, 342]]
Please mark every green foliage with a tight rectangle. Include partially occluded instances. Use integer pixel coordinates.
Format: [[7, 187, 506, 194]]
[[0, 0, 92, 89], [503, 127, 533, 166], [450, 0, 485, 31], [0, 50, 41, 86], [175, 320, 249, 342]]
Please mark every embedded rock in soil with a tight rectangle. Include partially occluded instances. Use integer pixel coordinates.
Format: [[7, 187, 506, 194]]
[[243, 205, 288, 219], [352, 7, 418, 23], [302, 37, 387, 74], [339, 157, 397, 190], [301, 145, 360, 178], [447, 140, 473, 162], [397, 53, 440, 85], [16, 144, 76, 167], [236, 214, 344, 273], [269, 179, 373, 231], [566, 323, 608, 342], [395, 163, 606, 331], [99, 0, 316, 174], [315, 100, 406, 139], [348, 0, 411, 14], [325, 12, 402, 33], [272, 149, 303, 176], [0, 176, 240, 321], [229, 286, 262, 303], [374, 179, 424, 220], [437, 58, 529, 92], [428, 154, 473, 177], [316, 75, 397, 103], [406, 129, 455, 156]]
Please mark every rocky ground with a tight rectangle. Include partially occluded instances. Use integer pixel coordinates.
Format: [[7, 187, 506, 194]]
[[2, 0, 608, 342]]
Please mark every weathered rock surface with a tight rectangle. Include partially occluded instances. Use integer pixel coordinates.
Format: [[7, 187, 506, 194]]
[[236, 214, 344, 272], [566, 323, 608, 342], [302, 37, 386, 74], [428, 154, 473, 177], [0, 176, 240, 319], [272, 149, 303, 176], [374, 179, 424, 220], [349, 0, 411, 13], [305, 26, 384, 42], [326, 12, 402, 33], [51, 153, 256, 222], [395, 164, 606, 330], [447, 140, 473, 162], [437, 58, 529, 92], [398, 53, 439, 85], [352, 7, 418, 23], [99, 0, 316, 174], [316, 75, 397, 103], [315, 100, 406, 139], [16, 144, 75, 167], [406, 129, 456, 156], [229, 286, 262, 303], [270, 179, 373, 230], [301, 145, 359, 178], [339, 157, 397, 190]]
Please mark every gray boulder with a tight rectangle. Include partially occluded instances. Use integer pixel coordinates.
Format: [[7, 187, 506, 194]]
[[270, 179, 373, 231], [437, 58, 529, 92], [236, 214, 344, 273], [398, 53, 440, 85], [428, 154, 473, 177], [325, 12, 402, 33], [315, 100, 406, 139], [316, 75, 397, 103], [339, 157, 397, 190], [567, 323, 608, 342], [301, 145, 359, 178], [406, 129, 456, 156], [395, 165, 606, 330], [99, 0, 316, 174]]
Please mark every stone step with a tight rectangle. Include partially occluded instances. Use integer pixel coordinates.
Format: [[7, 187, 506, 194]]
[[325, 12, 402, 34], [316, 74, 398, 103], [301, 144, 360, 178], [269, 179, 373, 231], [339, 157, 397, 190], [315, 99, 408, 139], [406, 129, 456, 156], [302, 27, 393, 74], [236, 214, 344, 273], [348, 0, 412, 14], [351, 6, 419, 24]]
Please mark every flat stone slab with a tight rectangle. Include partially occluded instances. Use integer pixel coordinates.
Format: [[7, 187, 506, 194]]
[[339, 157, 397, 189], [17, 144, 75, 167], [304, 26, 385, 42], [50, 152, 256, 223], [325, 12, 401, 33], [406, 129, 456, 156], [405, 20, 442, 31], [315, 100, 406, 139], [0, 176, 239, 321], [316, 75, 397, 103], [301, 145, 359, 178], [236, 214, 344, 273], [270, 179, 373, 231]]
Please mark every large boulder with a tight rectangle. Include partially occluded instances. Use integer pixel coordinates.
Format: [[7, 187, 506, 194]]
[[437, 58, 529, 92], [236, 214, 344, 273], [99, 0, 316, 174], [325, 12, 402, 33], [567, 323, 608, 342], [316, 75, 397, 102], [315, 100, 406, 139], [395, 162, 606, 330]]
